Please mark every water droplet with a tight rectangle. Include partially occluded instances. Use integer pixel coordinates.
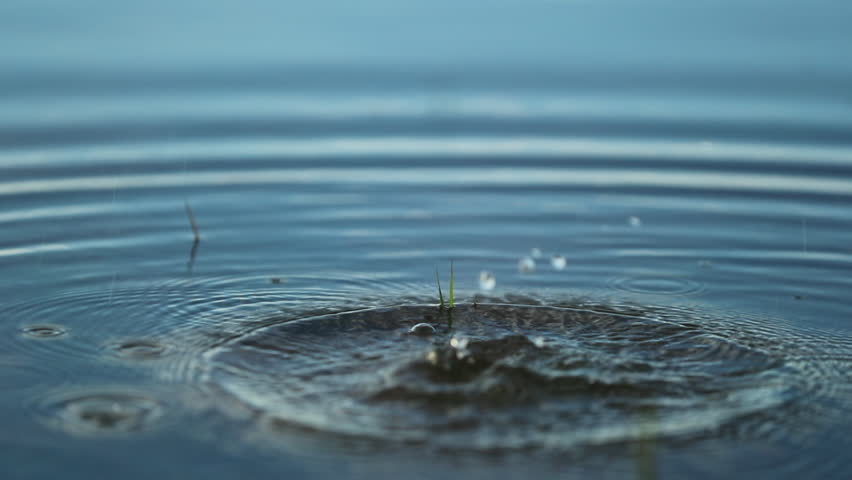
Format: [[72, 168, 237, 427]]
[[629, 216, 642, 227], [108, 339, 170, 360], [409, 323, 436, 336], [479, 271, 496, 290], [530, 248, 542, 258], [20, 324, 66, 339], [551, 255, 567, 270], [518, 257, 536, 273]]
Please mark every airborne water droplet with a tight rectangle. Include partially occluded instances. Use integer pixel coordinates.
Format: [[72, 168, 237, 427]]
[[518, 257, 536, 273], [479, 271, 496, 290], [551, 255, 567, 270]]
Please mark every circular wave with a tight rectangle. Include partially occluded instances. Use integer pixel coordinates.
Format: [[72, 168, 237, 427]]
[[201, 301, 851, 452], [37, 389, 168, 436], [0, 276, 433, 386], [20, 324, 67, 339], [609, 276, 704, 296], [105, 339, 173, 360]]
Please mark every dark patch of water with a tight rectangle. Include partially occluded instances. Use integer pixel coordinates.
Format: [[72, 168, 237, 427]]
[[203, 301, 851, 461]]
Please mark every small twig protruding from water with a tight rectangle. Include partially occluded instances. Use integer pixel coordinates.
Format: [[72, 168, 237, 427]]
[[187, 239, 199, 272], [184, 200, 201, 273], [436, 268, 445, 310], [185, 200, 201, 243]]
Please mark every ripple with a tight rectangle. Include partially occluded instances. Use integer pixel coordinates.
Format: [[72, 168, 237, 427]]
[[106, 339, 172, 360], [1, 12, 851, 477], [5, 164, 852, 198], [0, 277, 432, 385], [20, 324, 67, 339], [609, 276, 704, 296], [201, 302, 844, 453], [40, 390, 166, 435], [408, 323, 436, 337]]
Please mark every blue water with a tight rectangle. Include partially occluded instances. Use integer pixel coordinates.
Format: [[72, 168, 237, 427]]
[[2, 1, 852, 479]]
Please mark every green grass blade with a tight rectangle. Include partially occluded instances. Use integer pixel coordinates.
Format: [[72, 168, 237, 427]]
[[435, 268, 445, 310], [449, 260, 455, 309]]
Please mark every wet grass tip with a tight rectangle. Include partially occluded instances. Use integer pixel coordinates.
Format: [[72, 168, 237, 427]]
[[435, 261, 455, 311]]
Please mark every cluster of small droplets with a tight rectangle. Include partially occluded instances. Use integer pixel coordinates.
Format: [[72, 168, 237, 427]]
[[518, 256, 536, 273], [450, 336, 470, 358], [518, 248, 567, 274], [474, 248, 569, 292], [479, 271, 496, 290]]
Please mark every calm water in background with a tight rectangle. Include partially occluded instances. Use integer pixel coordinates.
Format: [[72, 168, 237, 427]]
[[2, 1, 852, 479]]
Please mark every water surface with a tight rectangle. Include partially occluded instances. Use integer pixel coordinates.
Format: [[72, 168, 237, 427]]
[[2, 1, 852, 479]]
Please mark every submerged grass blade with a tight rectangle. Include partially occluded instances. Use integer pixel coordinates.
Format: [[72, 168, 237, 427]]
[[449, 260, 455, 309], [436, 268, 445, 310]]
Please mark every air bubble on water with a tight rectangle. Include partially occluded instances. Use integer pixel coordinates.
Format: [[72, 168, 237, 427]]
[[479, 271, 496, 290], [531, 248, 542, 258], [551, 255, 567, 270], [629, 216, 642, 227], [409, 323, 436, 336], [533, 337, 547, 348], [518, 257, 536, 273]]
